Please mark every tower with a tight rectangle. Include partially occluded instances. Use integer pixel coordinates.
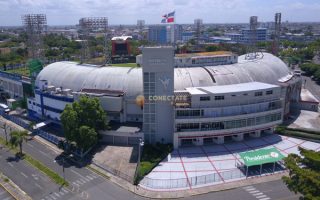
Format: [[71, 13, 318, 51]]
[[245, 16, 263, 60], [78, 17, 109, 64], [272, 13, 281, 55], [142, 47, 174, 144], [194, 19, 203, 48], [21, 14, 47, 60]]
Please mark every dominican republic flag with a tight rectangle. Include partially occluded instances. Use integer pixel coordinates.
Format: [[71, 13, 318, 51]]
[[161, 11, 175, 23]]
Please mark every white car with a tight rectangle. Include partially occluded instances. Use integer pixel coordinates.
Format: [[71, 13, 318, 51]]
[[0, 103, 10, 113]]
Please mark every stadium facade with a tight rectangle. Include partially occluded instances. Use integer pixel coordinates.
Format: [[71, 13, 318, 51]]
[[27, 47, 302, 148]]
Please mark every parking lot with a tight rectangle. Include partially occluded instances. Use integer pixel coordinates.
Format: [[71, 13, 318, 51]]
[[140, 133, 320, 190]]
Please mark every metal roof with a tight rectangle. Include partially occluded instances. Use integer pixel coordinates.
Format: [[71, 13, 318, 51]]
[[36, 53, 290, 98], [186, 82, 279, 95]]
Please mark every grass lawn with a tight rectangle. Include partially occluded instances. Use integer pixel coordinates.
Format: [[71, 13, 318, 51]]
[[111, 63, 138, 67], [135, 143, 172, 184], [276, 126, 320, 142], [6, 67, 30, 77]]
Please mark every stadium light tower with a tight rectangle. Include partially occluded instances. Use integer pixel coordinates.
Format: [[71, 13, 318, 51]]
[[78, 17, 109, 64], [21, 14, 47, 60], [194, 19, 203, 49], [272, 13, 281, 55], [245, 16, 263, 60]]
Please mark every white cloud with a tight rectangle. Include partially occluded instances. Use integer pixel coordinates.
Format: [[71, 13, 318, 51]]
[[0, 0, 319, 25]]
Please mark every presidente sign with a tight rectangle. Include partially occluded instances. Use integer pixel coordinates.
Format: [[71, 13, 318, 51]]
[[239, 147, 284, 167]]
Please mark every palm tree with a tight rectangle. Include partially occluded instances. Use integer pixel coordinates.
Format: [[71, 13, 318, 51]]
[[10, 130, 28, 156]]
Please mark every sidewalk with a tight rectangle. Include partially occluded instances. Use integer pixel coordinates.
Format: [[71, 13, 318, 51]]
[[89, 162, 287, 199]]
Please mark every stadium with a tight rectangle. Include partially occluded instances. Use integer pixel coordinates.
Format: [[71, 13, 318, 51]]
[[27, 47, 302, 148]]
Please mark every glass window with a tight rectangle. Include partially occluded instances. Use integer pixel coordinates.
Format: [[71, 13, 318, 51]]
[[255, 91, 263, 96], [214, 96, 224, 100], [200, 96, 210, 101], [266, 90, 273, 95]]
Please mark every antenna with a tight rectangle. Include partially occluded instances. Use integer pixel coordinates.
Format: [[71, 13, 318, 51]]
[[21, 14, 47, 60]]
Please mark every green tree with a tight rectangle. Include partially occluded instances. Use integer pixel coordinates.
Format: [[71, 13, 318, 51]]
[[60, 96, 107, 150], [60, 104, 79, 143], [77, 126, 98, 152], [282, 147, 320, 200], [9, 130, 28, 156]]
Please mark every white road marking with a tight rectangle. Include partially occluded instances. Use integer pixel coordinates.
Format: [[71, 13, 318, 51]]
[[54, 192, 60, 198], [79, 178, 87, 184], [39, 150, 48, 156], [35, 183, 43, 190], [259, 198, 270, 200], [72, 182, 79, 187], [27, 143, 34, 148], [249, 190, 260, 194], [70, 169, 87, 179], [20, 172, 28, 178], [252, 192, 263, 196], [7, 163, 14, 167], [62, 188, 69, 193], [256, 195, 267, 198], [245, 188, 256, 191], [86, 175, 94, 180]]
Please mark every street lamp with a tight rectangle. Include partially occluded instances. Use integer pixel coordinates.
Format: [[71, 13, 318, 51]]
[[134, 138, 144, 182], [54, 157, 65, 183]]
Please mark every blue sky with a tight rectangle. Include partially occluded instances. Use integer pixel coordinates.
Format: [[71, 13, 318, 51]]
[[0, 0, 319, 25]]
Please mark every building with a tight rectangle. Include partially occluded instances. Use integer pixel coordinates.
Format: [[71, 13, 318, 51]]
[[136, 51, 238, 67], [148, 24, 182, 44], [225, 28, 268, 44], [28, 48, 303, 148], [182, 31, 194, 42], [241, 28, 268, 44], [147, 25, 168, 44], [224, 33, 242, 43]]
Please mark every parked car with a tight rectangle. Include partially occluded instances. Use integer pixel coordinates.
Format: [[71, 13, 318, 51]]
[[0, 103, 10, 113]]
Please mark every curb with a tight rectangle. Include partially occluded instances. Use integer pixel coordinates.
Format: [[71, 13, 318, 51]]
[[0, 173, 32, 200]]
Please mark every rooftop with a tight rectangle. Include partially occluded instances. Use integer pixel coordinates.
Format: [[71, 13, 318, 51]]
[[186, 82, 279, 95], [300, 89, 319, 103], [175, 51, 233, 58]]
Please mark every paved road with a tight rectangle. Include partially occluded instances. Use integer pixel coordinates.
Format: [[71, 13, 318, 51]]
[[0, 144, 74, 200], [188, 180, 299, 200], [302, 75, 320, 101], [0, 184, 14, 200]]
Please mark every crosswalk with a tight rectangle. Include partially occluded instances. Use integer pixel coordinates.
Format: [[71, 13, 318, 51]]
[[71, 173, 98, 187], [41, 173, 98, 200], [42, 188, 70, 200], [243, 185, 271, 200]]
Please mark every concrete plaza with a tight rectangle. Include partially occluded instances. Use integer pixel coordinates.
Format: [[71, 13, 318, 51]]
[[140, 133, 320, 190]]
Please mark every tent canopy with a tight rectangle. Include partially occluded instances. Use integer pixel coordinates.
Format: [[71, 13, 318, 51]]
[[239, 147, 284, 167]]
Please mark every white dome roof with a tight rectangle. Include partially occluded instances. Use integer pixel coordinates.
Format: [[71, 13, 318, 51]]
[[36, 53, 290, 98]]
